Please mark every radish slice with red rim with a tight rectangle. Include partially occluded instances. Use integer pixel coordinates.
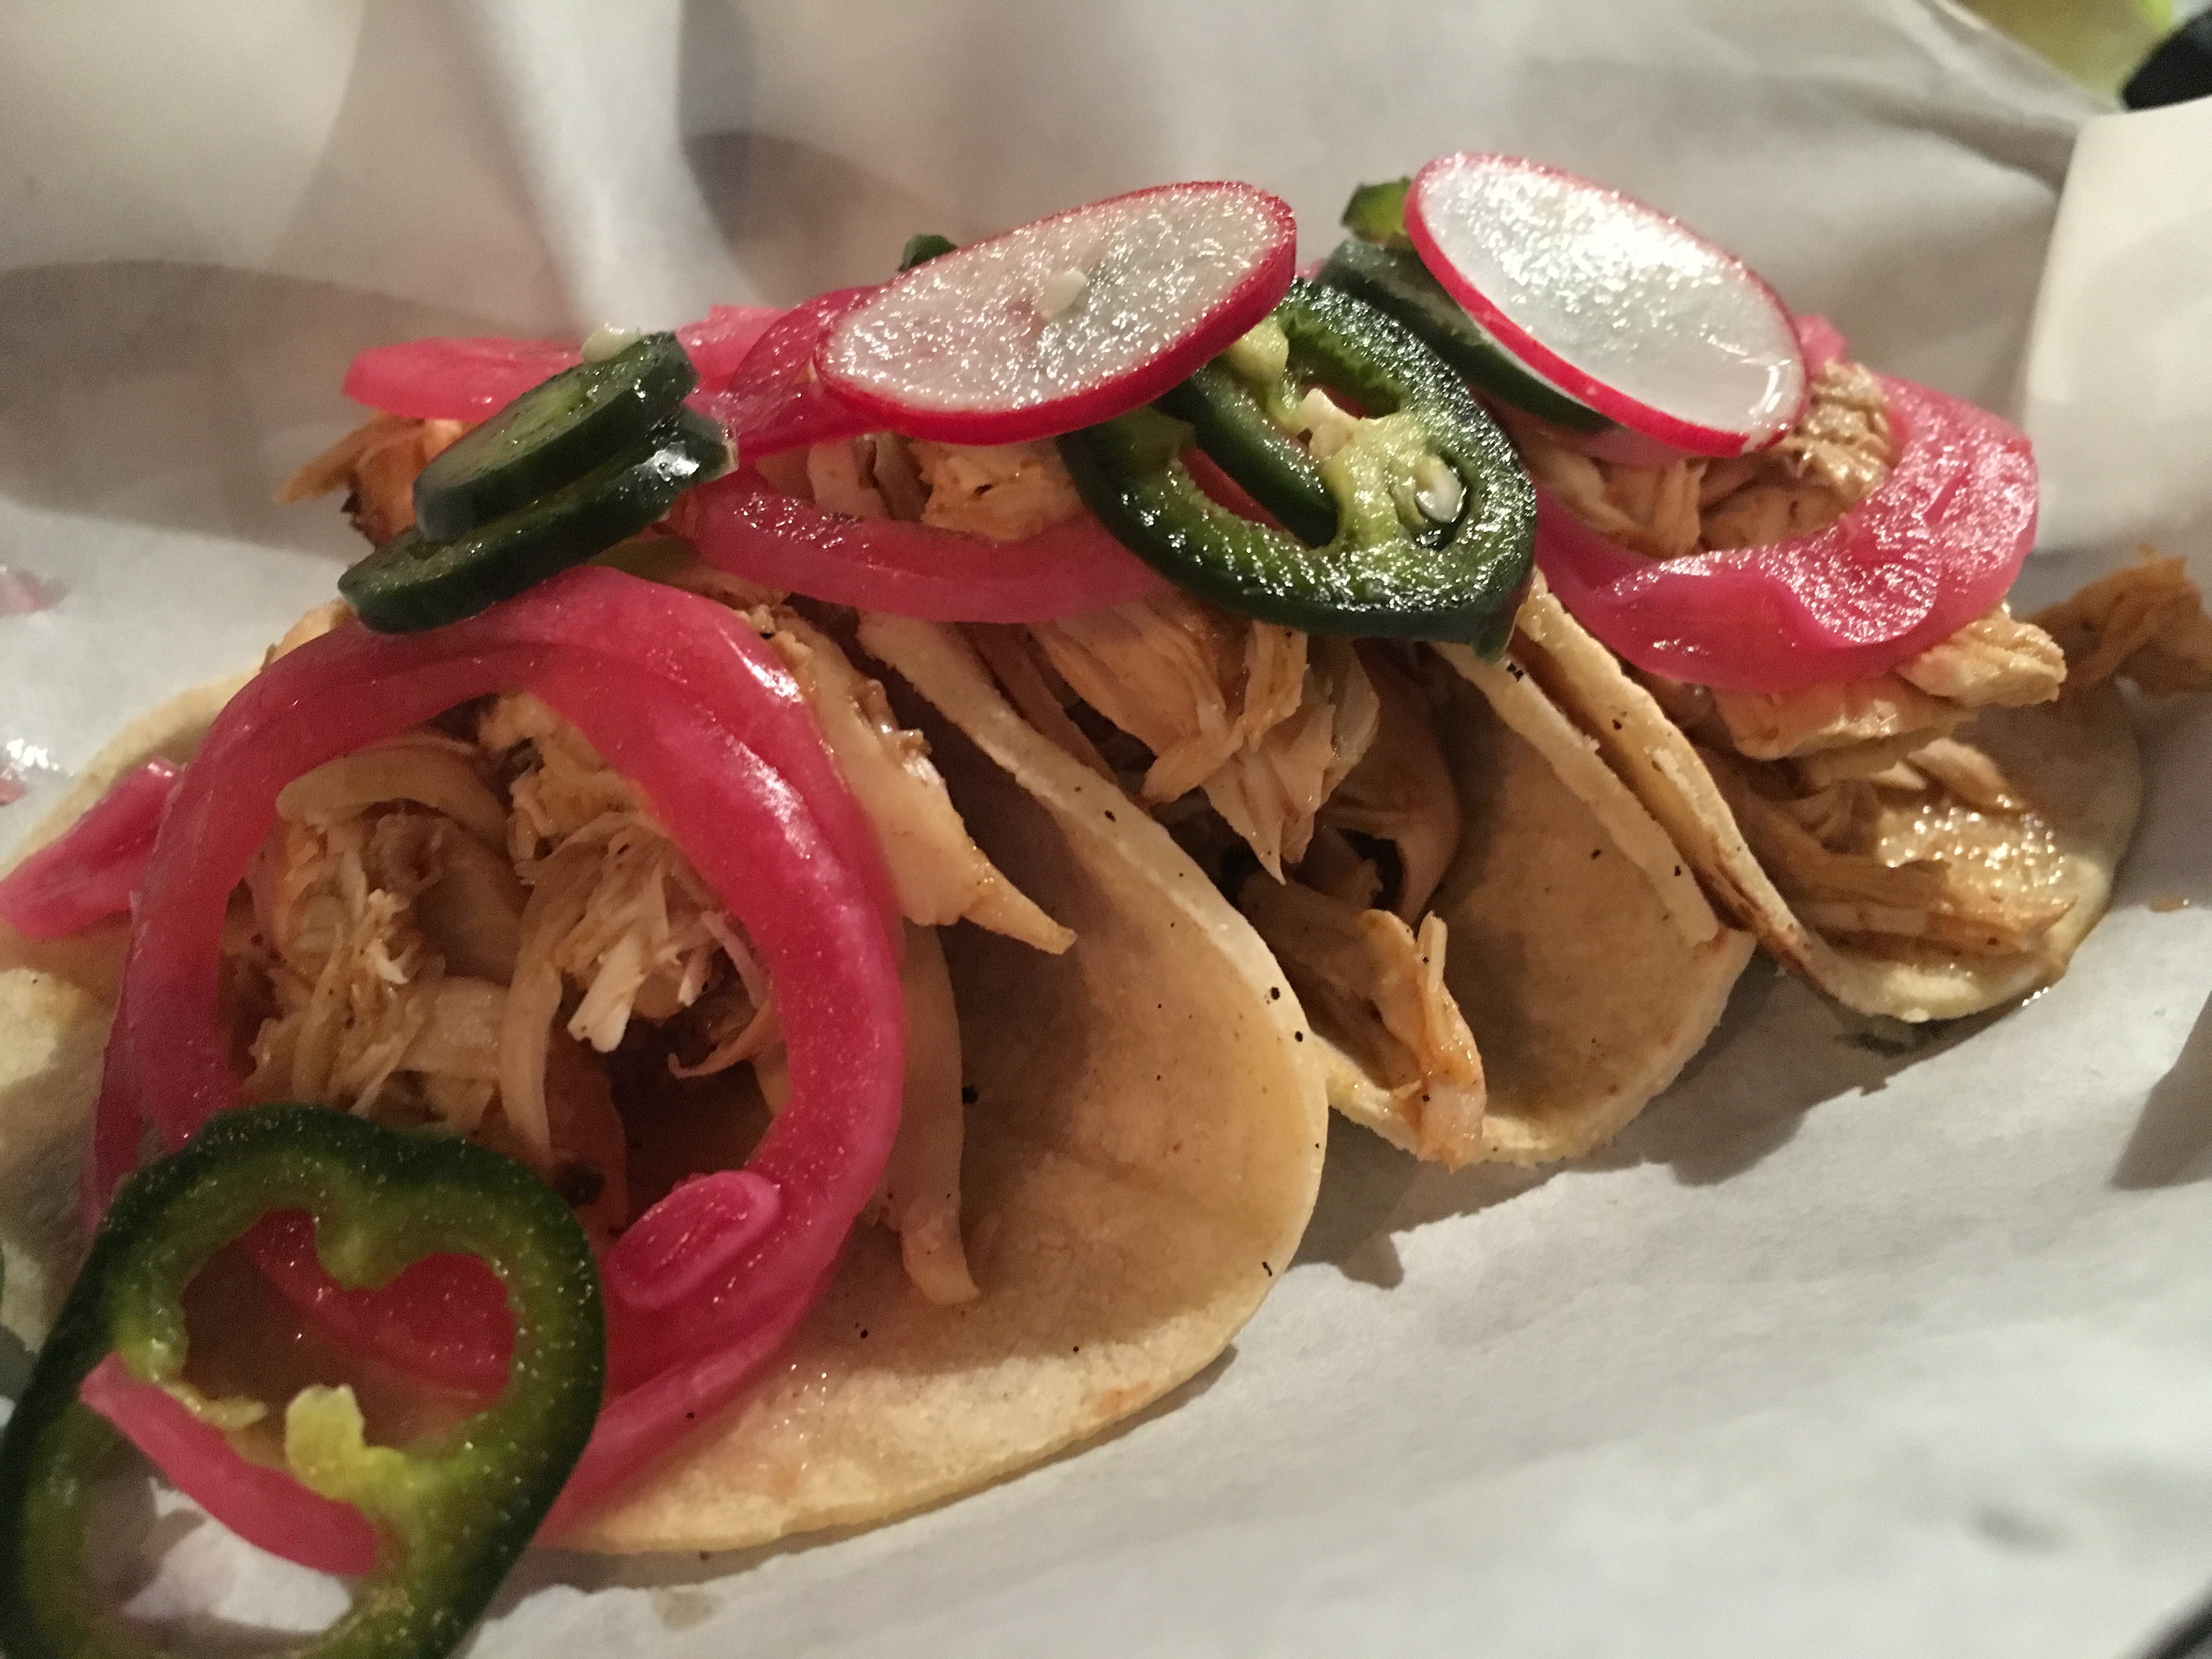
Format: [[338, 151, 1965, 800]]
[[815, 182, 1297, 446], [1407, 153, 1805, 458]]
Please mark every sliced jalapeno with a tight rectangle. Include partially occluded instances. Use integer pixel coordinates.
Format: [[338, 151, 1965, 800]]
[[1339, 177, 1413, 248], [896, 232, 958, 272], [0, 1103, 603, 1659], [412, 331, 698, 541], [342, 405, 730, 634], [1154, 361, 1338, 546], [1058, 279, 1533, 652]]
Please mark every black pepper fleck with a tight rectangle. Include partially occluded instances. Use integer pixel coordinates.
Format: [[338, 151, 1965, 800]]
[[961, 1084, 979, 1105]]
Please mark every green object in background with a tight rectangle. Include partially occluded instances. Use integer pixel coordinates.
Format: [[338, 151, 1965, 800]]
[[1958, 0, 2174, 96]]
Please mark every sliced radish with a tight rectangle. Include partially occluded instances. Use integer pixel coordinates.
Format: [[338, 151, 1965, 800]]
[[815, 182, 1297, 446], [1406, 154, 1805, 458]]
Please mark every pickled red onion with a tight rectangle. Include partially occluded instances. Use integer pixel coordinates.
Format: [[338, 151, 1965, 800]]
[[343, 336, 580, 420], [0, 758, 178, 940], [1533, 372, 2037, 693], [675, 471, 1172, 622], [247, 1210, 513, 1395], [676, 304, 784, 390], [339, 306, 782, 421], [79, 1355, 380, 1577], [1795, 314, 1850, 376], [692, 286, 879, 459]]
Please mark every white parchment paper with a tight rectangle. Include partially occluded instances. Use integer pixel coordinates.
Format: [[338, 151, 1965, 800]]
[[9, 4, 2212, 1655]]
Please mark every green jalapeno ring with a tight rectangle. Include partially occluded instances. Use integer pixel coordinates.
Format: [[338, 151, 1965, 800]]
[[1059, 279, 1533, 653], [1339, 177, 1414, 248], [0, 1104, 605, 1659], [1153, 361, 1339, 548]]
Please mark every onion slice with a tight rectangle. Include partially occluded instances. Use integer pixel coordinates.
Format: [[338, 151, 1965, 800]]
[[692, 287, 881, 459], [343, 336, 582, 420], [246, 1210, 513, 1395], [1533, 370, 2038, 693], [0, 758, 178, 940], [1407, 153, 1805, 458], [338, 307, 782, 422], [674, 471, 1171, 623], [78, 1355, 380, 1577], [676, 304, 785, 391], [816, 182, 1297, 445]]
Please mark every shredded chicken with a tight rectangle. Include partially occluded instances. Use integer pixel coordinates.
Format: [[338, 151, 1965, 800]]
[[1516, 362, 2100, 973], [1239, 876, 1487, 1167], [278, 414, 468, 545], [764, 611, 1074, 952], [1029, 592, 1379, 877], [1895, 607, 2066, 708], [1511, 428, 1705, 561], [1710, 674, 1963, 761], [1511, 357, 1895, 563], [2032, 554, 2212, 696], [245, 812, 442, 1116], [1310, 648, 1460, 921], [1706, 746, 2068, 958], [1906, 736, 2025, 814], [277, 732, 511, 850], [871, 924, 979, 1306], [806, 436, 890, 520], [966, 624, 1119, 784], [910, 439, 1086, 541], [1700, 359, 1892, 549], [1788, 730, 1948, 789], [262, 411, 1084, 1300], [472, 702, 734, 1162]]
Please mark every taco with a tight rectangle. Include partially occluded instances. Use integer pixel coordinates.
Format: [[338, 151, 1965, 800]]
[[0, 552, 1327, 1558], [1311, 153, 2212, 1022]]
